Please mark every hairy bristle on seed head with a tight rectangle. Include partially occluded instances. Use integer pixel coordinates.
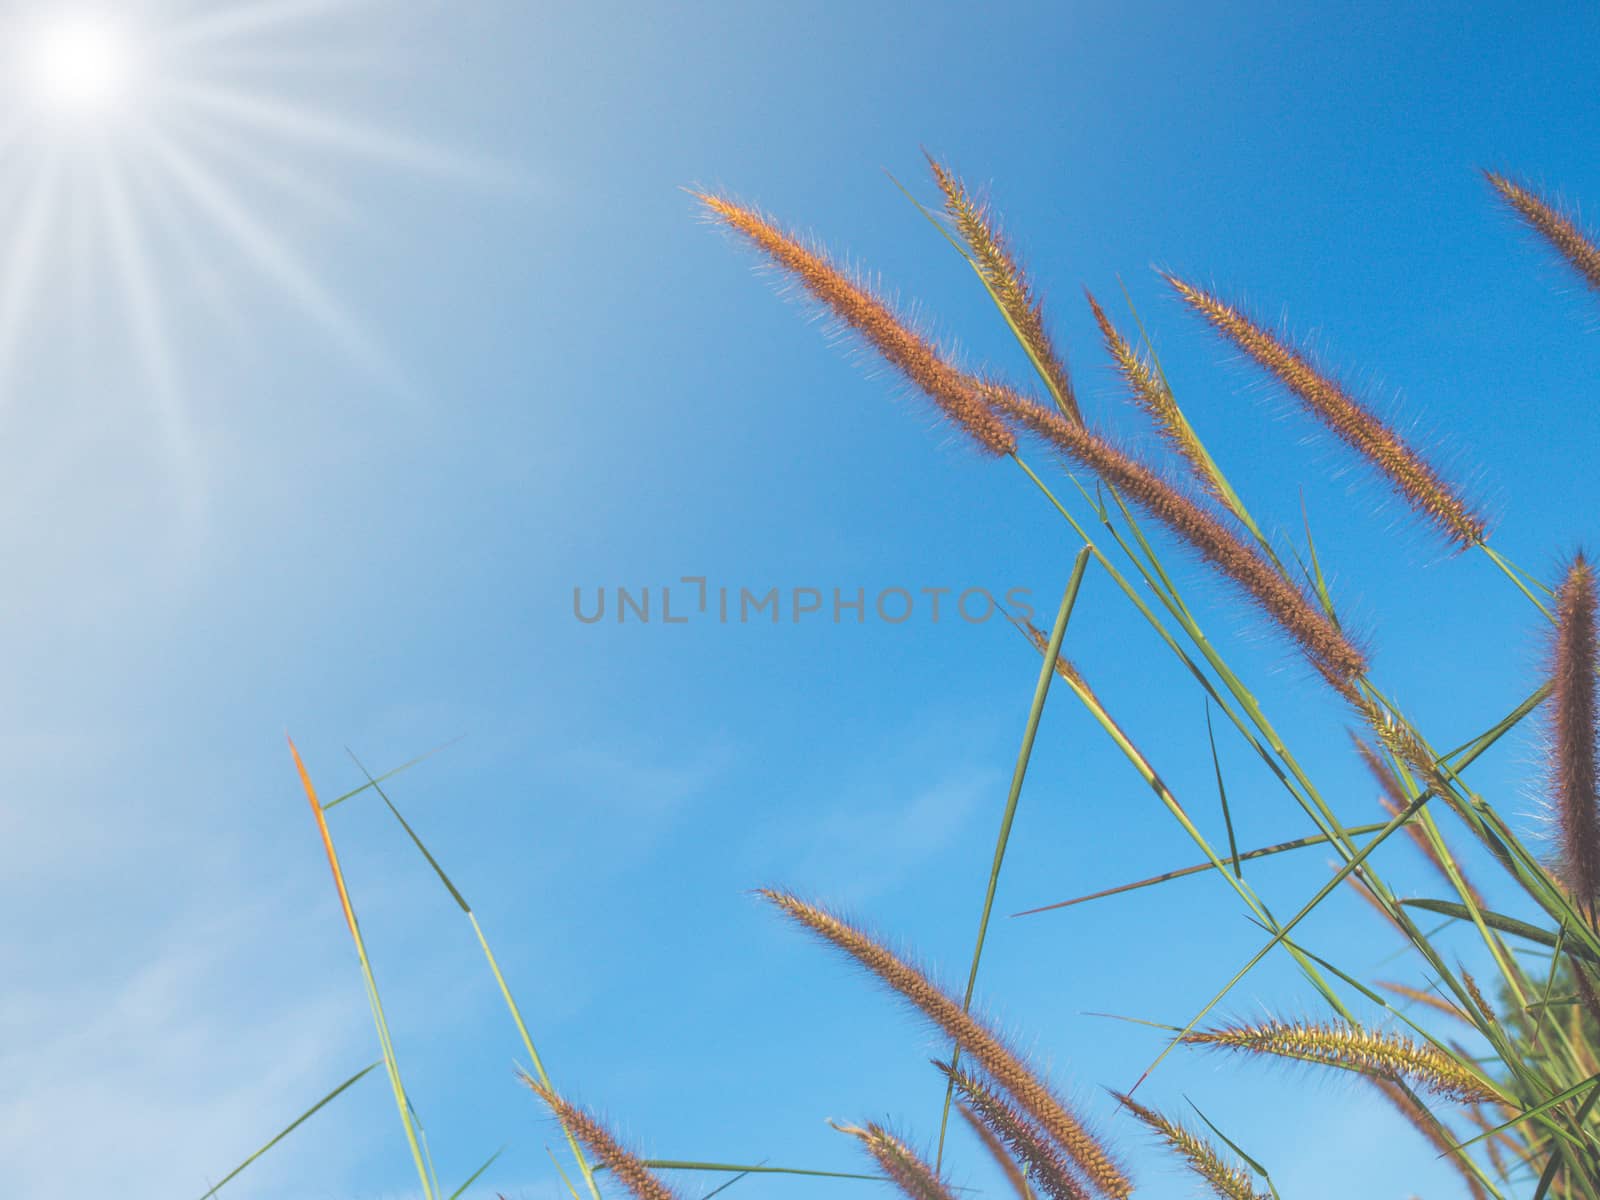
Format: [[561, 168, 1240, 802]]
[[1085, 290, 1231, 510], [760, 890, 1131, 1200], [522, 1078, 680, 1200], [1486, 171, 1600, 295], [1110, 1091, 1268, 1200], [1552, 555, 1600, 908], [1163, 273, 1487, 548], [926, 156, 1080, 424], [956, 1103, 1037, 1200], [984, 384, 1367, 684], [1181, 1019, 1498, 1104], [837, 1123, 958, 1200], [695, 192, 1016, 455], [937, 1061, 1093, 1200]]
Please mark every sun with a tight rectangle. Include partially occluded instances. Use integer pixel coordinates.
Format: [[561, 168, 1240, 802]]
[[0, 1, 506, 502], [27, 16, 136, 114]]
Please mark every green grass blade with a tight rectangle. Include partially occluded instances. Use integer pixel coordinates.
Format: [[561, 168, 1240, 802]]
[[343, 751, 603, 1200], [195, 1063, 378, 1200], [447, 1146, 506, 1200], [1007, 822, 1391, 916], [1402, 900, 1598, 962], [323, 736, 465, 811], [290, 738, 436, 1200], [1203, 701, 1241, 878], [935, 549, 1092, 1167]]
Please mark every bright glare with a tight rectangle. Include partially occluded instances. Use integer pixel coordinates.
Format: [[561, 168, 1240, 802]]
[[28, 17, 131, 112]]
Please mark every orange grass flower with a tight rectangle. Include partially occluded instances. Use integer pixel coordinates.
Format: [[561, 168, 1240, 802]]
[[696, 191, 1016, 455], [524, 1080, 680, 1200], [1487, 172, 1600, 294], [1552, 555, 1600, 907], [927, 156, 1080, 423], [1164, 273, 1486, 548], [761, 890, 1131, 1200], [986, 385, 1367, 683]]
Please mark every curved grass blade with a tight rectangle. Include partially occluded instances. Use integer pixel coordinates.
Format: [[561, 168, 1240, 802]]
[[1204, 701, 1241, 877], [625, 1162, 883, 1183], [322, 736, 465, 811], [195, 1062, 378, 1200], [935, 551, 1092, 1168], [345, 749, 602, 1200], [1011, 823, 1389, 916], [289, 737, 435, 1200], [448, 1146, 506, 1200], [1402, 900, 1598, 963]]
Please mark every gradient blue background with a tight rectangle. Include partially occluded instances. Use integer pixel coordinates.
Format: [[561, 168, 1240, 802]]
[[8, 2, 1600, 1197]]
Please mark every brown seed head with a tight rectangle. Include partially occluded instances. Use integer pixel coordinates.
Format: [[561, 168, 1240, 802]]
[[1085, 290, 1232, 512], [522, 1077, 680, 1200], [937, 1061, 1093, 1200], [1486, 171, 1600, 295], [1109, 1092, 1268, 1200], [1164, 273, 1486, 548], [1552, 555, 1600, 908], [837, 1123, 958, 1200], [1182, 1019, 1498, 1104], [759, 890, 1131, 1200], [956, 1103, 1037, 1200], [986, 384, 1367, 683], [695, 191, 1016, 455], [926, 156, 1080, 424]]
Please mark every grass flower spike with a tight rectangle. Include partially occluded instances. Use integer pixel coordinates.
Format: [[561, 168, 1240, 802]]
[[696, 191, 1017, 455], [1085, 290, 1233, 513], [937, 1061, 1093, 1200], [524, 1079, 681, 1200], [927, 156, 1080, 423], [760, 890, 1132, 1200], [1182, 1019, 1499, 1104], [986, 385, 1368, 683], [1164, 273, 1487, 547], [1110, 1092, 1269, 1200], [1487, 172, 1600, 294], [1552, 555, 1600, 908], [837, 1123, 959, 1200], [956, 1103, 1037, 1200]]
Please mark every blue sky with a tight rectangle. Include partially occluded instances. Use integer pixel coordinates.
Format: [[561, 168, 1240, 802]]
[[5, 1, 1600, 1197]]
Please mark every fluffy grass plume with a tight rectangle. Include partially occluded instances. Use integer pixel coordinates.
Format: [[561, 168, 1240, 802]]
[[937, 1061, 1093, 1200], [759, 890, 1132, 1200], [1487, 171, 1600, 294], [523, 1079, 680, 1200], [927, 156, 1080, 424], [985, 384, 1368, 683], [1108, 1092, 1268, 1200], [956, 1102, 1036, 1200], [1552, 555, 1600, 907], [1085, 290, 1231, 511], [1181, 1019, 1498, 1104], [837, 1123, 959, 1200], [1163, 273, 1487, 548], [695, 192, 1017, 455]]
